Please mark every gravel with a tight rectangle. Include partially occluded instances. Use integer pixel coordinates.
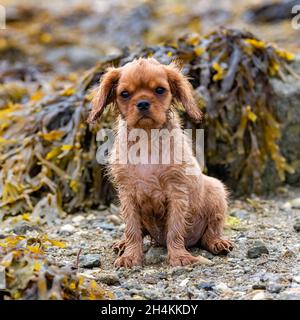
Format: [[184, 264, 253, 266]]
[[3, 186, 299, 300]]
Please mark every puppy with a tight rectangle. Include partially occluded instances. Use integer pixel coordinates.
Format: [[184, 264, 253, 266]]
[[87, 58, 233, 267]]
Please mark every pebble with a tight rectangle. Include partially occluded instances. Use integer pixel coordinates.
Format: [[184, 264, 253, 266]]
[[196, 282, 214, 291], [59, 224, 76, 234], [97, 272, 120, 285], [79, 254, 101, 268], [13, 222, 40, 235], [0, 266, 5, 290], [290, 198, 300, 209], [107, 214, 122, 226], [293, 222, 300, 232], [293, 276, 300, 284], [280, 288, 300, 300], [267, 283, 283, 294], [252, 290, 268, 300], [72, 215, 85, 225], [109, 204, 119, 215], [247, 242, 269, 259], [230, 210, 249, 219], [215, 282, 233, 294], [145, 247, 167, 265]]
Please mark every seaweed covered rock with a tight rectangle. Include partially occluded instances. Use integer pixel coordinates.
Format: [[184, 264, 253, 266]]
[[0, 27, 299, 218]]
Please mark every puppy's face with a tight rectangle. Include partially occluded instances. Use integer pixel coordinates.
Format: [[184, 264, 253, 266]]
[[87, 58, 202, 128], [116, 60, 172, 128]]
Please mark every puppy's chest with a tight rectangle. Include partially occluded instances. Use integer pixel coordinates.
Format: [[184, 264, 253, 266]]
[[131, 165, 167, 209]]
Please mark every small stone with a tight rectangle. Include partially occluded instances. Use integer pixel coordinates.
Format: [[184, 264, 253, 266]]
[[247, 242, 269, 259], [0, 266, 6, 290], [252, 290, 267, 300], [281, 202, 292, 211], [290, 198, 300, 209], [72, 215, 85, 225], [230, 209, 249, 219], [145, 247, 167, 265], [107, 214, 122, 226], [215, 282, 233, 294], [109, 203, 119, 215], [196, 282, 214, 291], [252, 284, 266, 290], [267, 283, 283, 294], [281, 288, 300, 300], [13, 222, 40, 235], [94, 222, 115, 231], [179, 278, 189, 287], [60, 224, 75, 234], [293, 276, 300, 284], [293, 222, 300, 232], [97, 272, 120, 285], [79, 254, 101, 268]]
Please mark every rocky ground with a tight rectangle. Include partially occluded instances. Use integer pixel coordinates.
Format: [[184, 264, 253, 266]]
[[2, 186, 300, 300]]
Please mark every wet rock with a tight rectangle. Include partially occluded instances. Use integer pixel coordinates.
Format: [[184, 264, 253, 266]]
[[145, 247, 167, 265], [290, 198, 300, 209], [59, 224, 76, 235], [247, 242, 269, 259], [97, 272, 120, 286], [79, 254, 101, 268], [13, 222, 40, 235]]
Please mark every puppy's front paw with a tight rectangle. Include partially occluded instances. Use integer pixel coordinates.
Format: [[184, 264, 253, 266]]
[[169, 252, 200, 267], [114, 254, 143, 268], [208, 239, 233, 255]]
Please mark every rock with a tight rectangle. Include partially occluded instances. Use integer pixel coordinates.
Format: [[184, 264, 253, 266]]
[[93, 222, 115, 231], [272, 67, 300, 187], [293, 276, 300, 284], [280, 202, 292, 211], [290, 198, 300, 209], [293, 222, 300, 232], [13, 222, 40, 235], [107, 214, 122, 226], [0, 266, 5, 290], [79, 254, 101, 268], [230, 209, 249, 219], [252, 284, 266, 290], [280, 288, 300, 300], [97, 272, 120, 285], [215, 282, 233, 294], [59, 224, 76, 235], [72, 215, 85, 225], [247, 242, 269, 259], [196, 282, 214, 291], [179, 278, 190, 287], [109, 204, 119, 215], [252, 290, 268, 300], [266, 283, 283, 294], [145, 247, 167, 265]]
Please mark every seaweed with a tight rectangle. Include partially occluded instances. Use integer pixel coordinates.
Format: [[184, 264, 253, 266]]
[[0, 234, 112, 300], [0, 27, 296, 218]]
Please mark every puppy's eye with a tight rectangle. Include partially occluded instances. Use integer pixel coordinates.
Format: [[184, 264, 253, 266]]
[[120, 91, 130, 98], [155, 87, 166, 94]]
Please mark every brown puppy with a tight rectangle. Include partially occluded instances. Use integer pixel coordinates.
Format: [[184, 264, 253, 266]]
[[88, 58, 233, 267]]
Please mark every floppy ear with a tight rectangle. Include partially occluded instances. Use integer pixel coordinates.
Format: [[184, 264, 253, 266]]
[[87, 67, 120, 124], [165, 63, 202, 123]]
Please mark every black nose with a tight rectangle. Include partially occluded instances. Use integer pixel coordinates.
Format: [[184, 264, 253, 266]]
[[137, 100, 150, 111]]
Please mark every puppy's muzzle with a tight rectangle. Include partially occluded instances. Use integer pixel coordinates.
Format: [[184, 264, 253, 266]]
[[137, 100, 150, 112]]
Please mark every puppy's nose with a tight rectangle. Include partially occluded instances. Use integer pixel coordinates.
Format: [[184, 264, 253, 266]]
[[137, 100, 150, 111]]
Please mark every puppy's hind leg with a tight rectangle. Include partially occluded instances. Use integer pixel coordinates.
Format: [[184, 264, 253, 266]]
[[200, 177, 233, 255]]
